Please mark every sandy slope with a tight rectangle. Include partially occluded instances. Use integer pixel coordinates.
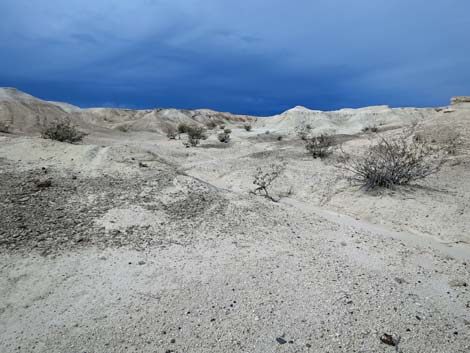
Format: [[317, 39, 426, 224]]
[[0, 91, 469, 353]]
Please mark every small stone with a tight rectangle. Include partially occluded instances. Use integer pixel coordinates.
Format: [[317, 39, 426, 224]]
[[34, 178, 52, 188], [394, 277, 407, 284], [449, 279, 467, 287], [380, 333, 396, 346], [138, 260, 146, 265], [276, 337, 287, 345]]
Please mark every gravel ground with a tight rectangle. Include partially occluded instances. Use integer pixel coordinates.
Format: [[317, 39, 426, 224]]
[[1, 130, 469, 352]]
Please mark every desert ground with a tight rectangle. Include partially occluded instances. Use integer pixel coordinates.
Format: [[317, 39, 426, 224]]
[[0, 88, 469, 353]]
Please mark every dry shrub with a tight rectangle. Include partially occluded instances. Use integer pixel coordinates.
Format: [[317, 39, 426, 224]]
[[305, 134, 334, 159], [177, 123, 189, 134], [340, 128, 447, 190], [362, 125, 378, 133], [116, 125, 129, 132], [217, 128, 231, 143], [244, 124, 252, 131], [205, 120, 218, 130], [296, 123, 312, 140], [0, 121, 10, 133], [41, 121, 86, 143], [251, 163, 285, 202], [163, 125, 178, 140], [183, 125, 207, 147]]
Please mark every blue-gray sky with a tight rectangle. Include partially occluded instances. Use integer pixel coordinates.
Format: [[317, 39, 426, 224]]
[[1, 0, 469, 115]]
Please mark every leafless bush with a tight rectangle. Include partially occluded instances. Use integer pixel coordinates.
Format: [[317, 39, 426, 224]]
[[339, 129, 447, 190], [177, 123, 189, 135], [116, 125, 129, 132], [205, 120, 218, 130], [0, 121, 10, 133], [217, 128, 231, 143], [244, 124, 252, 131], [41, 121, 86, 143], [163, 125, 178, 140], [304, 134, 335, 159], [183, 125, 207, 147], [251, 163, 286, 202], [296, 123, 312, 140], [441, 130, 463, 155]]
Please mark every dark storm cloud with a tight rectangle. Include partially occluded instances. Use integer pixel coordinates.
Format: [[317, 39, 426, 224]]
[[1, 0, 469, 115]]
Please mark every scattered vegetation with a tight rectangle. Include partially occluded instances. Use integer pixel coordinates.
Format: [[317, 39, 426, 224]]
[[0, 121, 10, 133], [441, 130, 463, 155], [339, 128, 448, 190], [177, 123, 189, 135], [41, 121, 86, 143], [217, 128, 232, 143], [251, 163, 286, 202], [116, 125, 129, 132], [296, 123, 312, 140], [244, 124, 252, 131], [205, 120, 218, 130], [164, 125, 178, 140], [219, 124, 226, 130], [304, 134, 335, 159], [362, 125, 379, 133], [183, 125, 208, 147]]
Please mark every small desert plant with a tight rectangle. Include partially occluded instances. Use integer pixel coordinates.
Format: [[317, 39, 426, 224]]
[[163, 125, 178, 140], [244, 124, 252, 131], [177, 123, 189, 135], [362, 125, 378, 133], [0, 121, 10, 133], [205, 120, 218, 130], [116, 125, 129, 132], [217, 128, 232, 143], [251, 163, 286, 202], [217, 133, 230, 143], [340, 129, 447, 190], [296, 123, 312, 140], [304, 134, 334, 159], [219, 124, 226, 130], [183, 125, 207, 147], [277, 135, 283, 141], [41, 121, 86, 143], [442, 130, 463, 155]]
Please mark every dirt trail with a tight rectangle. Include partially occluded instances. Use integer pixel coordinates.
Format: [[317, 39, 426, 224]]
[[283, 198, 470, 261]]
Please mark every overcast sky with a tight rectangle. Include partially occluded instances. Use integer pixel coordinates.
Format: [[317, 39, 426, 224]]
[[1, 0, 469, 115]]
